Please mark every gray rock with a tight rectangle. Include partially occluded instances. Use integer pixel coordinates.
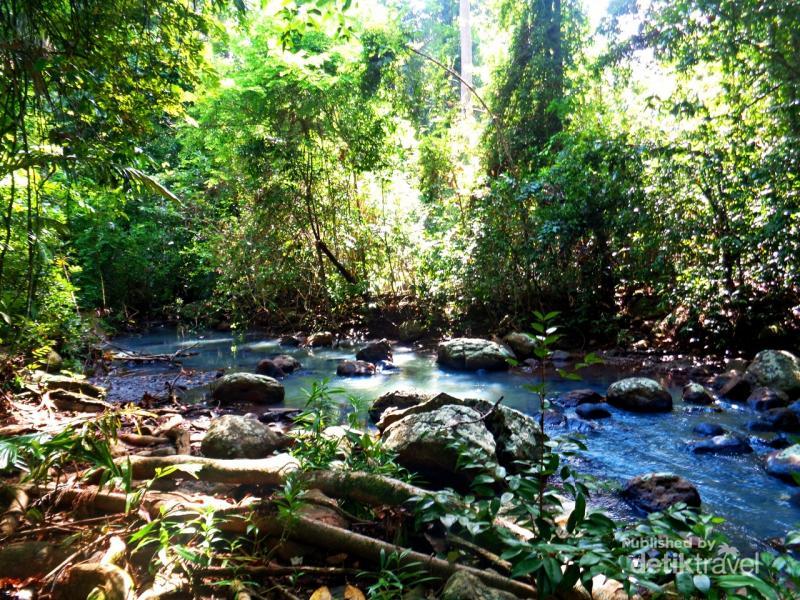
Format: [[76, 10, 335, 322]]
[[382, 404, 497, 479], [746, 350, 800, 396], [576, 402, 612, 420], [272, 355, 301, 374], [503, 332, 536, 359], [336, 360, 375, 377], [693, 422, 725, 437], [622, 473, 701, 513], [607, 377, 673, 413], [689, 435, 752, 455], [210, 373, 285, 404], [378, 392, 542, 469], [307, 331, 334, 347], [355, 339, 392, 363], [766, 444, 800, 483], [255, 359, 285, 378], [441, 572, 518, 600], [747, 387, 790, 412], [556, 388, 605, 407], [682, 383, 714, 405], [369, 389, 432, 423], [201, 415, 283, 459], [437, 338, 514, 371]]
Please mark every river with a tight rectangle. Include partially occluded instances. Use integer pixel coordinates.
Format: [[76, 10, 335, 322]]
[[105, 328, 800, 549]]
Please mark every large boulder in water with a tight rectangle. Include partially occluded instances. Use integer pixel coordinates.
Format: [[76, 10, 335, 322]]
[[607, 378, 673, 413], [211, 373, 284, 405], [377, 392, 542, 469], [436, 338, 514, 371], [502, 332, 536, 359], [201, 415, 284, 459], [355, 339, 393, 363], [766, 444, 800, 483], [621, 473, 701, 513], [746, 350, 800, 396], [382, 404, 497, 481]]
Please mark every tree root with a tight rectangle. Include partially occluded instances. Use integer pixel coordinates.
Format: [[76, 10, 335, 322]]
[[29, 483, 537, 598], [0, 485, 28, 537]]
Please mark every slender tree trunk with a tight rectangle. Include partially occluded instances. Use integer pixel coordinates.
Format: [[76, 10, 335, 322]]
[[459, 0, 473, 115]]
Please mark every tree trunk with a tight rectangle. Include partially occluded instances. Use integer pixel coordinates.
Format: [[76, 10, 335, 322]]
[[459, 0, 473, 115]]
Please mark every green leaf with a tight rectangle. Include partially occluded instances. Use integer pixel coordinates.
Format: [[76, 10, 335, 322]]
[[566, 492, 586, 533]]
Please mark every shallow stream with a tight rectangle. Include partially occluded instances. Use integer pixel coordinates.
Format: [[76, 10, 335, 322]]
[[106, 328, 800, 549]]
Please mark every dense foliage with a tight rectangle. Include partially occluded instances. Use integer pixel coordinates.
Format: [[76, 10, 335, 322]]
[[1, 0, 798, 358]]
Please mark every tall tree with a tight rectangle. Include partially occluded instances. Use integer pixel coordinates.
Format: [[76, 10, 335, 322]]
[[458, 0, 473, 114], [486, 0, 584, 173]]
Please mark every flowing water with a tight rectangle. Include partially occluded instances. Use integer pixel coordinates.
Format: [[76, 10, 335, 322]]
[[106, 328, 800, 548]]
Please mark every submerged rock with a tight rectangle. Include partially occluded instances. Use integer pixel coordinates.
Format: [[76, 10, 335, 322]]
[[689, 435, 752, 456], [255, 359, 285, 378], [272, 355, 301, 374], [576, 402, 612, 420], [766, 445, 800, 483], [692, 422, 726, 437], [211, 373, 285, 404], [682, 383, 714, 405], [746, 350, 800, 396], [202, 415, 284, 459], [307, 331, 334, 347], [336, 360, 375, 377], [355, 339, 393, 363], [556, 388, 605, 407], [441, 572, 518, 600], [436, 338, 514, 371], [622, 473, 701, 513], [382, 404, 497, 481], [746, 387, 790, 412], [606, 377, 673, 413], [502, 332, 536, 359]]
